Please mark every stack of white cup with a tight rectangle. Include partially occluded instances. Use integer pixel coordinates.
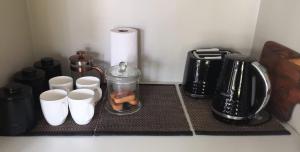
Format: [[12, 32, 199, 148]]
[[40, 76, 102, 126]]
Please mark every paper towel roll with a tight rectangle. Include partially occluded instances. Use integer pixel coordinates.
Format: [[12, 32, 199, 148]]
[[110, 27, 138, 67]]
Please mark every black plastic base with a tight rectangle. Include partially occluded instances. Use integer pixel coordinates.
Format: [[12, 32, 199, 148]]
[[212, 111, 272, 126]]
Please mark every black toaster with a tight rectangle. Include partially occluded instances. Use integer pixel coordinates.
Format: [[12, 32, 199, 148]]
[[182, 48, 231, 98]]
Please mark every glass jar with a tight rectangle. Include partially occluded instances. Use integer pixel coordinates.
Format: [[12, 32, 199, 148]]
[[105, 62, 142, 115]]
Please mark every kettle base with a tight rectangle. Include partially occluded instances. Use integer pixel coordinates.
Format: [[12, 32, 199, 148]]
[[212, 111, 271, 126], [212, 113, 250, 125]]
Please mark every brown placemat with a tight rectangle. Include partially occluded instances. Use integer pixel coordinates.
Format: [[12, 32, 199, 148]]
[[95, 84, 192, 136], [23, 84, 192, 136], [180, 86, 290, 136]]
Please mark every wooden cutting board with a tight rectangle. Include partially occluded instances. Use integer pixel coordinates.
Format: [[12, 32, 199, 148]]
[[260, 41, 300, 121]]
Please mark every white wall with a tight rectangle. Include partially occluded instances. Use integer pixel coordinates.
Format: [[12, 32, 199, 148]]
[[27, 0, 261, 82], [0, 0, 33, 86], [252, 0, 300, 58], [251, 0, 300, 132]]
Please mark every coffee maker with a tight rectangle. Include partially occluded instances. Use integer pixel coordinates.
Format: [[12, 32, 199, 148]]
[[69, 50, 105, 83]]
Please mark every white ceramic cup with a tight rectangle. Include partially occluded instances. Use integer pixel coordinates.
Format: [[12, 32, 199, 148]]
[[40, 89, 69, 126], [68, 89, 95, 125], [49, 76, 73, 92], [76, 76, 102, 104]]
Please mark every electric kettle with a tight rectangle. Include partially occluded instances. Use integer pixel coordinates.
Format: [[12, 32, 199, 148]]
[[211, 54, 271, 123]]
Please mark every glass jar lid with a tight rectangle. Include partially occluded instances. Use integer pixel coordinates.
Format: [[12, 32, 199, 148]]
[[105, 62, 141, 83]]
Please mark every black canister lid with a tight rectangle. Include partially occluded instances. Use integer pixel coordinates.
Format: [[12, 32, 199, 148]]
[[41, 57, 54, 66], [14, 67, 45, 81], [22, 67, 37, 77], [0, 83, 32, 102], [4, 84, 22, 95], [34, 57, 61, 69]]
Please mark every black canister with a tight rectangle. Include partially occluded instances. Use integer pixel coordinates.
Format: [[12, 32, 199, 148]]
[[13, 67, 46, 111], [34, 57, 62, 88], [0, 83, 36, 135]]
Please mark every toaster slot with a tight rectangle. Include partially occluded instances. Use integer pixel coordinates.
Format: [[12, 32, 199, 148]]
[[193, 50, 222, 60]]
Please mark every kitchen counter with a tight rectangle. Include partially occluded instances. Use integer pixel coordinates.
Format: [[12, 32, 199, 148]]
[[0, 124, 299, 152], [1, 82, 299, 152]]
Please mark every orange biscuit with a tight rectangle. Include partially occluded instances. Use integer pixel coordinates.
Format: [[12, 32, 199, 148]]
[[113, 94, 136, 104], [111, 102, 123, 111], [289, 59, 300, 66], [128, 99, 138, 106], [111, 91, 133, 99]]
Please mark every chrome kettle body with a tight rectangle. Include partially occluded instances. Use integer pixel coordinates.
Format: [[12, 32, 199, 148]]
[[211, 54, 271, 122]]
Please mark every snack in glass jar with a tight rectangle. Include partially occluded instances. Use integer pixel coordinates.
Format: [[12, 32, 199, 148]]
[[105, 62, 141, 115]]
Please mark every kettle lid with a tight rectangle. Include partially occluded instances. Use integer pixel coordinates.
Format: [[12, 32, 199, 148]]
[[225, 53, 255, 62]]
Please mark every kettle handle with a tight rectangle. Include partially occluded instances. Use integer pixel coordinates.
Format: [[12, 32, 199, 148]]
[[249, 62, 271, 118], [91, 66, 106, 83]]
